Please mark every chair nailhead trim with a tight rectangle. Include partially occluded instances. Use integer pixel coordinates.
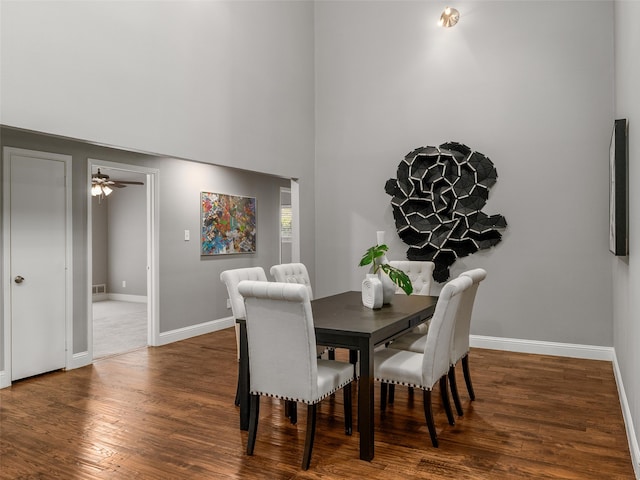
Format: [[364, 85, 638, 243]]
[[374, 378, 432, 391], [251, 378, 353, 405]]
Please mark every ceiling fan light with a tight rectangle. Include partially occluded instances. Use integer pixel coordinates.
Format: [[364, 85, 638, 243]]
[[102, 186, 113, 196], [91, 184, 102, 196]]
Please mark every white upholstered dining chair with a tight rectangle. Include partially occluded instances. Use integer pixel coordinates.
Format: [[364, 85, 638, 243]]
[[388, 260, 436, 338], [269, 263, 313, 297], [388, 260, 435, 296], [220, 267, 268, 406], [449, 268, 487, 413], [238, 280, 354, 470], [374, 275, 472, 448], [388, 268, 487, 416], [269, 263, 331, 359], [220, 267, 268, 361]]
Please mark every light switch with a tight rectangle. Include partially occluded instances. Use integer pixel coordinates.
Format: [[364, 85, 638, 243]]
[[184, 230, 190, 241]]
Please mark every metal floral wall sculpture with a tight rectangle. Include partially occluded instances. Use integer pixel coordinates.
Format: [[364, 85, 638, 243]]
[[385, 142, 507, 282]]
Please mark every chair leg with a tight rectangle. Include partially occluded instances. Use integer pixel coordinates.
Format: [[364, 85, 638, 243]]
[[448, 365, 464, 417], [380, 382, 388, 412], [247, 394, 260, 455], [462, 355, 476, 401], [388, 384, 395, 404], [235, 376, 241, 406], [288, 401, 297, 425], [440, 376, 455, 426], [302, 404, 317, 470], [328, 348, 336, 360], [343, 383, 353, 435], [422, 390, 438, 448]]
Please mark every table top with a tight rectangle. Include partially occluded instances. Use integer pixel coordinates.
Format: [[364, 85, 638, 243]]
[[312, 291, 438, 346]]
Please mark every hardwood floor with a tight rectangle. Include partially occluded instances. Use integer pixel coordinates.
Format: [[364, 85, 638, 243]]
[[0, 328, 634, 479]]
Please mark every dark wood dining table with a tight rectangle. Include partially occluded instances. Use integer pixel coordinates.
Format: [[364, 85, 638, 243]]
[[237, 291, 438, 462]]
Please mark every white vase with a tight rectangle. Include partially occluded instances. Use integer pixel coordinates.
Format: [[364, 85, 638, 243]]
[[373, 231, 396, 304], [362, 274, 383, 309], [379, 270, 396, 304]]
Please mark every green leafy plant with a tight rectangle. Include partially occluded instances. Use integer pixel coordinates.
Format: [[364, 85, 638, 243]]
[[358, 244, 413, 295]]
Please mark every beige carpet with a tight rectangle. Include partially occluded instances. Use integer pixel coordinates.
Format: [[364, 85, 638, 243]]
[[93, 300, 147, 359]]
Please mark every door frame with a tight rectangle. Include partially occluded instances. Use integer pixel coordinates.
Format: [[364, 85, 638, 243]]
[[86, 159, 160, 357], [2, 147, 73, 388], [278, 186, 292, 264], [290, 179, 301, 262]]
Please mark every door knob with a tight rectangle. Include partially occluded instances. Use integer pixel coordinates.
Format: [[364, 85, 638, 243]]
[[14, 276, 24, 284]]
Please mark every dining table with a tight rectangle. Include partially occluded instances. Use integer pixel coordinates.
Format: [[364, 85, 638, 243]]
[[236, 290, 438, 462]]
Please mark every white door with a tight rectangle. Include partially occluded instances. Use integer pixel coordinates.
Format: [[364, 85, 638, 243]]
[[5, 149, 69, 381]]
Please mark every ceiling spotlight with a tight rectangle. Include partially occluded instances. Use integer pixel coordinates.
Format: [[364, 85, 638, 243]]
[[438, 6, 460, 28]]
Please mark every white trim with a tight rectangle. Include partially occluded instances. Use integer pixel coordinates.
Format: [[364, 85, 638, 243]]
[[92, 293, 108, 302], [2, 149, 11, 387], [290, 179, 300, 263], [156, 317, 235, 346], [613, 352, 640, 479], [105, 293, 147, 303], [470, 334, 614, 361], [2, 147, 73, 387], [68, 351, 92, 370], [279, 186, 291, 264], [0, 370, 9, 389], [65, 158, 74, 373]]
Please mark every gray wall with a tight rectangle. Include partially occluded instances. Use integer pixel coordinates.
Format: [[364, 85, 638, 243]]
[[0, 1, 315, 179], [613, 0, 640, 468], [0, 0, 316, 358], [314, 1, 614, 348], [106, 179, 146, 296], [0, 0, 317, 299], [91, 180, 147, 296], [1, 127, 289, 355]]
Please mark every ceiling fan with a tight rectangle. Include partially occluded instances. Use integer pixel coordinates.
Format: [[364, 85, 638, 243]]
[[91, 169, 144, 199]]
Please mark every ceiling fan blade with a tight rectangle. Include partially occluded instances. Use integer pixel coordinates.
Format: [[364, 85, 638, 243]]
[[113, 180, 144, 185]]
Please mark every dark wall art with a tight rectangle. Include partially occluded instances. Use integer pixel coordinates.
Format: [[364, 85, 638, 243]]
[[609, 118, 628, 256], [385, 142, 507, 282]]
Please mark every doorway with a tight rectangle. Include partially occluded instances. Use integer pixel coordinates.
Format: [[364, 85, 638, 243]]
[[2, 148, 73, 385], [87, 160, 159, 360]]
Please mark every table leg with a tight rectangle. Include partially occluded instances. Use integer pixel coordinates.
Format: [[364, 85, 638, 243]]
[[238, 321, 250, 431], [357, 338, 375, 461]]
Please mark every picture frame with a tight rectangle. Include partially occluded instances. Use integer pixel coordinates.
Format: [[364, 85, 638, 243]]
[[201, 192, 256, 255], [609, 118, 628, 256]]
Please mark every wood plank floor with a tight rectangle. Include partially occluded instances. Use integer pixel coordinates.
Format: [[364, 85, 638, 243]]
[[0, 328, 634, 479]]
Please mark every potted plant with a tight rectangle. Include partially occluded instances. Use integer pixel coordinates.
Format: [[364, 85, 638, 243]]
[[359, 244, 413, 297]]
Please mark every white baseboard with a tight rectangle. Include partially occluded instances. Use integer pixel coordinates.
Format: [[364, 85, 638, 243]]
[[106, 293, 147, 303], [0, 370, 10, 389], [92, 293, 146, 303], [156, 316, 235, 346], [68, 350, 92, 370], [613, 353, 640, 479], [470, 334, 614, 361]]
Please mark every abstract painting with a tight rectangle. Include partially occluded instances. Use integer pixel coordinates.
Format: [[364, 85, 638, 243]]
[[201, 192, 256, 255]]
